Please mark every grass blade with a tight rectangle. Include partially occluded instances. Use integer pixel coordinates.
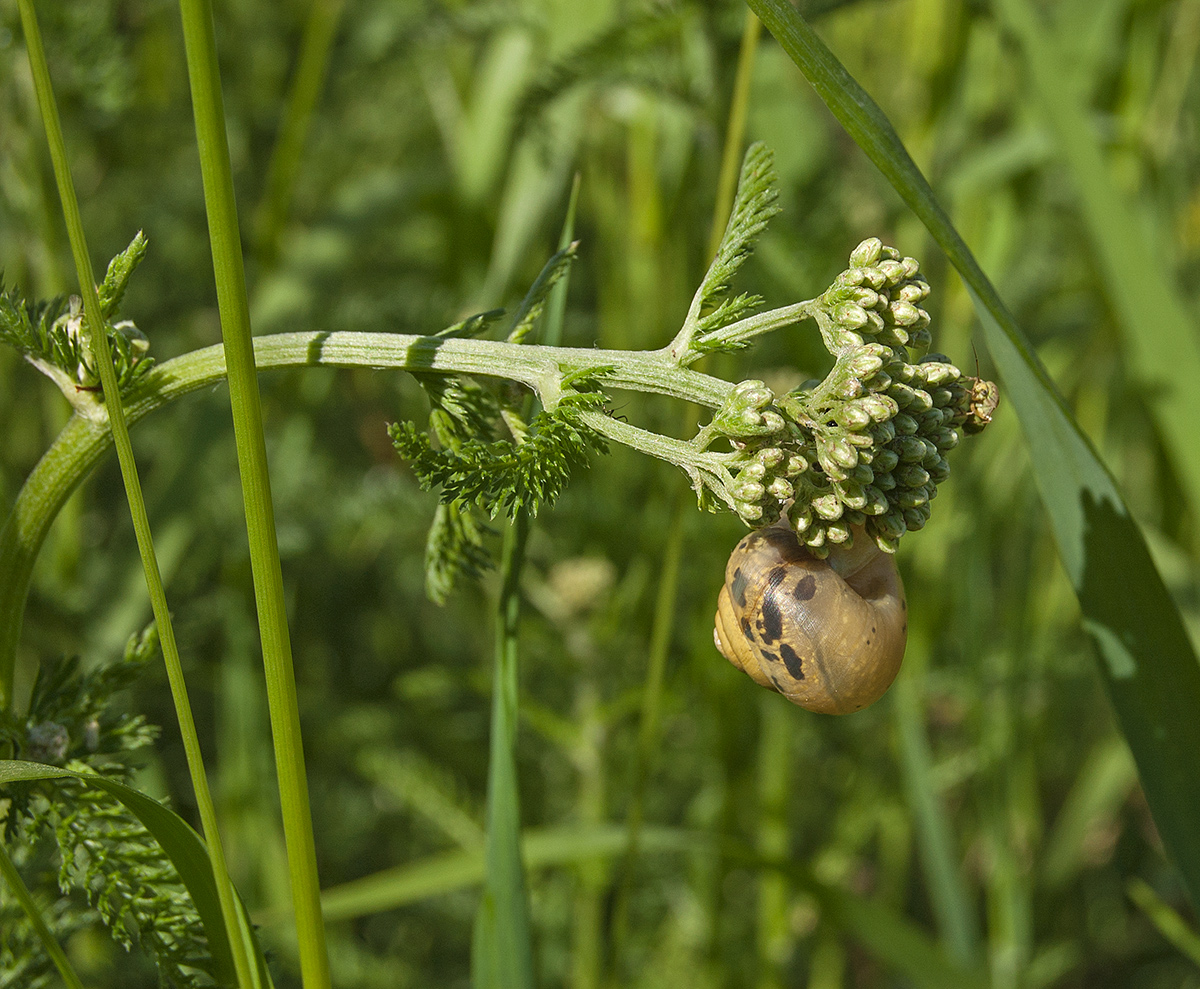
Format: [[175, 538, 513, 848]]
[[472, 511, 536, 989], [176, 1, 332, 981], [15, 5, 255, 984], [0, 838, 85, 989], [992, 0, 1200, 526], [0, 760, 273, 988], [745, 0, 1200, 907]]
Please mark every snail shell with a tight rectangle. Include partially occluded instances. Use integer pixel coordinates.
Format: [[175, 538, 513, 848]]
[[713, 524, 907, 714]]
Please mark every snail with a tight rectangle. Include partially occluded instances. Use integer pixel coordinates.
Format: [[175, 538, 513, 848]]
[[713, 523, 907, 714]]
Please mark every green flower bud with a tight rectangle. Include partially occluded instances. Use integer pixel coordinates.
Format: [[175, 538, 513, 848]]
[[759, 410, 785, 433], [874, 471, 897, 491], [836, 403, 873, 430], [889, 301, 922, 326], [899, 281, 929, 303], [895, 464, 930, 488], [893, 413, 919, 436], [849, 462, 875, 485], [860, 394, 898, 421], [732, 480, 765, 502], [756, 447, 784, 468], [767, 477, 793, 501], [738, 462, 766, 481], [826, 521, 852, 544], [878, 259, 905, 285], [873, 448, 900, 472], [738, 502, 764, 522], [903, 504, 931, 530], [873, 532, 901, 554], [835, 376, 864, 400], [732, 379, 773, 409], [848, 345, 888, 378], [850, 237, 884, 266], [927, 458, 950, 483], [876, 510, 907, 539], [864, 485, 889, 515], [872, 420, 897, 445], [896, 486, 930, 509], [835, 303, 869, 329], [893, 435, 926, 462], [812, 493, 843, 520], [835, 480, 868, 510]]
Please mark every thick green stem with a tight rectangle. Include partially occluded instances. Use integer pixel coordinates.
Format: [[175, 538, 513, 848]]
[[0, 330, 732, 710]]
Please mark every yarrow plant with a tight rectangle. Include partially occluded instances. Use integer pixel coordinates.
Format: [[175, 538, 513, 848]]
[[382, 143, 997, 593], [0, 144, 997, 626], [0, 142, 996, 985]]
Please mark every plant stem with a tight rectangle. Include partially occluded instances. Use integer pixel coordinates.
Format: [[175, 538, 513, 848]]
[[253, 0, 348, 267], [0, 840, 86, 989], [177, 0, 334, 980], [472, 510, 536, 989], [16, 4, 256, 986], [0, 329, 741, 704]]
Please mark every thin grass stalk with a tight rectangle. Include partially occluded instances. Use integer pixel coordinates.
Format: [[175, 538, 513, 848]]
[[707, 13, 762, 261], [472, 509, 536, 989], [252, 0, 348, 267], [755, 695, 793, 989], [609, 493, 687, 970], [745, 0, 1200, 910], [14, 6, 255, 986], [0, 839, 85, 989], [611, 13, 763, 971], [175, 1, 331, 983], [892, 670, 980, 966], [472, 178, 579, 988]]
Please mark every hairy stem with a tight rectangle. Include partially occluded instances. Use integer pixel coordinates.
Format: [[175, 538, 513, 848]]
[[0, 329, 737, 706]]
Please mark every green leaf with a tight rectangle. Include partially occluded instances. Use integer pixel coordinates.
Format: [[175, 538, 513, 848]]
[[0, 760, 273, 989], [687, 142, 779, 354], [97, 231, 148, 320], [991, 0, 1200, 527], [506, 241, 578, 344], [745, 0, 1200, 907], [424, 501, 494, 605], [390, 397, 607, 521], [301, 824, 986, 989]]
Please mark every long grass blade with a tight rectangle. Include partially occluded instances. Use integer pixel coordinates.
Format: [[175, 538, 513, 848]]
[[15, 5, 255, 985], [175, 1, 332, 981], [0, 837, 85, 989], [992, 0, 1200, 527], [744, 0, 1200, 908], [0, 760, 273, 988]]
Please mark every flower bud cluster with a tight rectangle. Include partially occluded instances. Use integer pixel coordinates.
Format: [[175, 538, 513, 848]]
[[818, 237, 933, 358], [709, 240, 995, 555], [782, 351, 973, 554]]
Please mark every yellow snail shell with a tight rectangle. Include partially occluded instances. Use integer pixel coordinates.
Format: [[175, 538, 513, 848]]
[[713, 523, 907, 715]]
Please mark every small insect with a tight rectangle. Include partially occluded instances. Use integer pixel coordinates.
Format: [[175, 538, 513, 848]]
[[713, 523, 907, 715], [962, 377, 999, 435], [603, 405, 629, 423], [961, 348, 999, 435]]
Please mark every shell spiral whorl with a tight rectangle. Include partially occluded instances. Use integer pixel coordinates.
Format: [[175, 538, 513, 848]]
[[713, 524, 907, 715]]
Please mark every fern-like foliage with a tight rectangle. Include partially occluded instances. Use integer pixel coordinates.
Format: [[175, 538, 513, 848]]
[[0, 626, 218, 988], [507, 242, 578, 344], [689, 143, 781, 353], [0, 232, 152, 396], [434, 307, 507, 340], [424, 501, 496, 605], [391, 387, 608, 522]]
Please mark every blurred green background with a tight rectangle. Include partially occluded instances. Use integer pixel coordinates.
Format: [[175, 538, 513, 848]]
[[3, 0, 1200, 986]]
